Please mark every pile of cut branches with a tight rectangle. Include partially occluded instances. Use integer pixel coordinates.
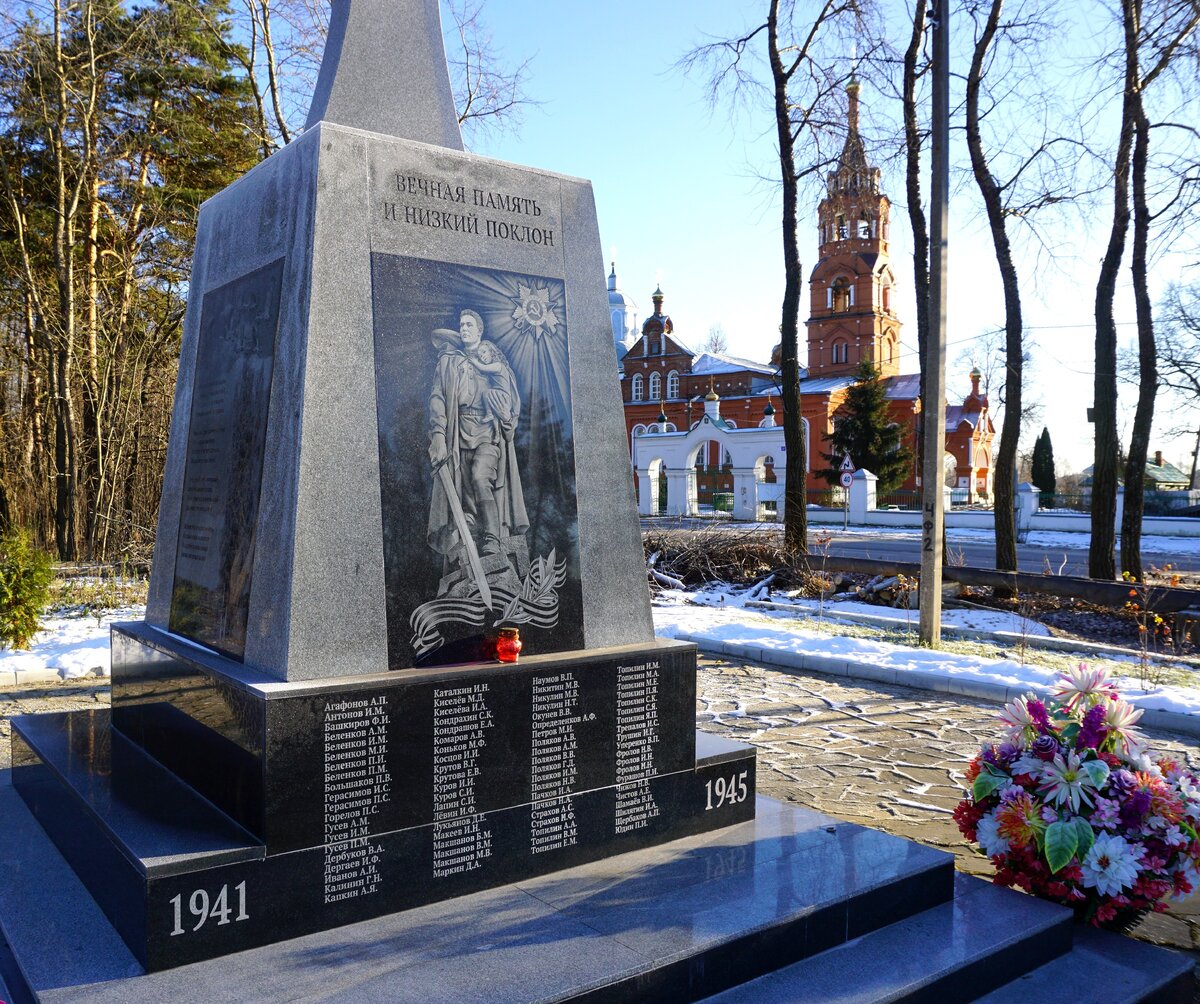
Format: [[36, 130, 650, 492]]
[[643, 526, 822, 593]]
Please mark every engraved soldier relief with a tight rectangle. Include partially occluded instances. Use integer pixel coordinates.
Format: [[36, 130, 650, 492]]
[[372, 255, 582, 667]]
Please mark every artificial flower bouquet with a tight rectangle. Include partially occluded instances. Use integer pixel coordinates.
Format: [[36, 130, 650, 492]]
[[954, 664, 1200, 929]]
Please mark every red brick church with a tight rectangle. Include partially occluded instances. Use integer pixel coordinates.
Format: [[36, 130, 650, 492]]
[[614, 78, 995, 504]]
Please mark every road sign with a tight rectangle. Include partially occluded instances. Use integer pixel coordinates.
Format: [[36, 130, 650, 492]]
[[839, 471, 854, 488], [840, 455, 855, 473]]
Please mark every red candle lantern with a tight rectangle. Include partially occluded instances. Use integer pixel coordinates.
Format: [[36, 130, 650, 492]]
[[496, 627, 522, 663]]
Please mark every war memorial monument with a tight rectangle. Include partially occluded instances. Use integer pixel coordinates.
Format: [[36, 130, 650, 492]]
[[0, 1, 1192, 1000]]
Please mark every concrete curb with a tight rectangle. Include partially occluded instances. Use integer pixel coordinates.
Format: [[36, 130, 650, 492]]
[[676, 631, 1200, 741]]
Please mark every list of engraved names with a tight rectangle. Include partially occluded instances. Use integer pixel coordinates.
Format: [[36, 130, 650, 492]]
[[530, 673, 585, 854], [323, 696, 390, 904], [615, 660, 661, 834], [432, 684, 494, 878]]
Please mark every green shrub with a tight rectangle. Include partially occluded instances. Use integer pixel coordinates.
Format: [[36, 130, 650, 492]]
[[0, 529, 53, 649]]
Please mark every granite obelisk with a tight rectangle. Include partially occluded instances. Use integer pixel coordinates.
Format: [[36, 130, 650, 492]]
[[144, 0, 654, 681]]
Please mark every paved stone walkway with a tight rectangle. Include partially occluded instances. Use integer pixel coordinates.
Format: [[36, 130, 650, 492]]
[[4, 660, 1200, 987]]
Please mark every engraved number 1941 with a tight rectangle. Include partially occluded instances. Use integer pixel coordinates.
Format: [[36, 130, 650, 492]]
[[705, 771, 749, 810], [170, 881, 249, 936]]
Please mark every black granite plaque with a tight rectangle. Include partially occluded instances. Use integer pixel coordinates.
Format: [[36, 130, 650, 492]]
[[371, 253, 583, 669], [169, 259, 284, 660]]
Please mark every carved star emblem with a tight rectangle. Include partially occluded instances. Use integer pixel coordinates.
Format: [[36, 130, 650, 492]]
[[510, 283, 559, 340]]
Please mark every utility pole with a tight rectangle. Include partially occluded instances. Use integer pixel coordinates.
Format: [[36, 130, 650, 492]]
[[918, 1, 950, 646]]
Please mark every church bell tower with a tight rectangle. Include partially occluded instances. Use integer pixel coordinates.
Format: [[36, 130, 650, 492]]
[[806, 77, 901, 379]]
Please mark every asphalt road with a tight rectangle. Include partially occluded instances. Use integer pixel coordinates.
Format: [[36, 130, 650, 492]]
[[641, 518, 1200, 576]]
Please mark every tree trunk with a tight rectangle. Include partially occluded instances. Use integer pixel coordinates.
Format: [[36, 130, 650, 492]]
[[1091, 0, 1138, 581], [903, 2, 930, 481], [1121, 97, 1155, 580], [769, 0, 808, 555], [965, 0, 1022, 580]]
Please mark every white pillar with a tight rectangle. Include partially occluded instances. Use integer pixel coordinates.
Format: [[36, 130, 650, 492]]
[[1016, 482, 1039, 525], [1115, 484, 1125, 538], [665, 470, 694, 516], [636, 467, 659, 516], [849, 469, 877, 523], [731, 468, 758, 520]]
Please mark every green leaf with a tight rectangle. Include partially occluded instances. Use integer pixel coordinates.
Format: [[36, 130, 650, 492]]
[[1071, 817, 1095, 862], [1081, 759, 1110, 789], [1044, 820, 1079, 873], [973, 772, 1006, 803]]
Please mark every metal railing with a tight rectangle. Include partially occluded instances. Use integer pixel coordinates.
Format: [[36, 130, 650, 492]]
[[874, 490, 922, 511]]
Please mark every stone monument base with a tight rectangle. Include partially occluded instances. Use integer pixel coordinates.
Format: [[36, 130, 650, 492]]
[[8, 626, 755, 971]]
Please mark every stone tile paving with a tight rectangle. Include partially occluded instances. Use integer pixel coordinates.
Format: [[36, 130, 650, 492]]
[[696, 652, 1200, 977], [3, 663, 1200, 991]]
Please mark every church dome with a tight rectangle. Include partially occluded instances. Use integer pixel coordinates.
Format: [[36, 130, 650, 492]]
[[642, 284, 674, 337], [607, 263, 639, 348]]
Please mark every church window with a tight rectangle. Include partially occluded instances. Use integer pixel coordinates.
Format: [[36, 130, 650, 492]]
[[857, 214, 870, 238], [667, 370, 680, 398], [885, 339, 894, 366], [631, 374, 644, 401], [649, 372, 662, 400], [831, 341, 849, 364], [836, 214, 847, 239], [832, 277, 851, 312], [882, 285, 890, 311]]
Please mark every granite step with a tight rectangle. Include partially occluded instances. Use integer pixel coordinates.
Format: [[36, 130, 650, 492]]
[[9, 710, 263, 970], [10, 710, 263, 878], [701, 872, 1195, 1004], [700, 874, 1073, 1003], [975, 925, 1194, 1003]]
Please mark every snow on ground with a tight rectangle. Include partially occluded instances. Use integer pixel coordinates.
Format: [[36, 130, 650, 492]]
[[0, 608, 142, 680], [652, 587, 1200, 719], [756, 593, 1053, 636]]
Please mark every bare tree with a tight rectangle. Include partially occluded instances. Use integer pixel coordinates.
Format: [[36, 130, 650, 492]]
[[962, 0, 1083, 582], [1117, 0, 1200, 579], [681, 0, 869, 555], [702, 324, 729, 354], [446, 0, 537, 140], [901, 1, 931, 475]]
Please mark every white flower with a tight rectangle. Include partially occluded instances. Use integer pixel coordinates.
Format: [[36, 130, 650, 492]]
[[1038, 752, 1099, 813], [976, 811, 1010, 857], [1081, 833, 1143, 898], [998, 695, 1041, 743], [1011, 754, 1046, 778], [1053, 663, 1118, 710], [1103, 699, 1146, 756]]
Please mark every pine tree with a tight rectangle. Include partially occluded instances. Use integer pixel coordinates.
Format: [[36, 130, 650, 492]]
[[1030, 426, 1056, 499], [820, 360, 913, 494]]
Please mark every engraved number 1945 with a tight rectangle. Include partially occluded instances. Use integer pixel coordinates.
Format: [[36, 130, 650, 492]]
[[705, 771, 749, 810], [169, 881, 249, 936]]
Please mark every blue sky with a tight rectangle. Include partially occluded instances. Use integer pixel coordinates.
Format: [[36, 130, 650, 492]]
[[464, 1, 1187, 476]]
